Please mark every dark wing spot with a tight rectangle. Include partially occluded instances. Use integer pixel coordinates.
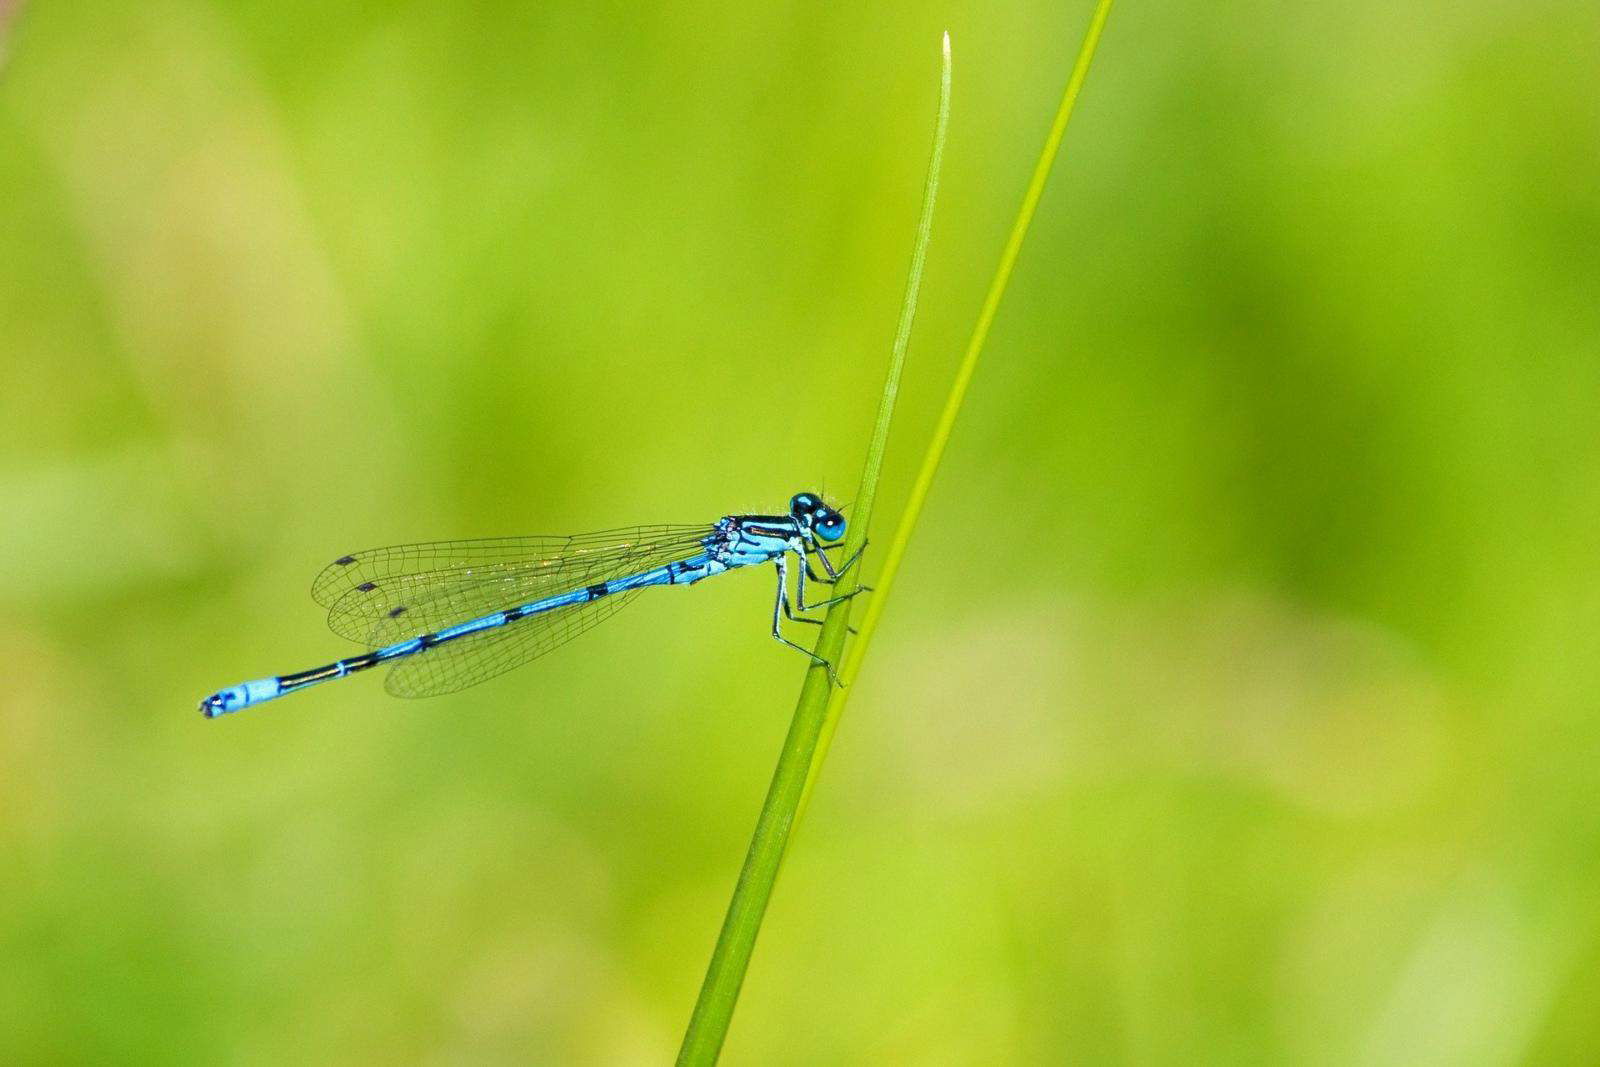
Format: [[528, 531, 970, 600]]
[[356, 581, 377, 592], [387, 606, 408, 618], [333, 555, 357, 565]]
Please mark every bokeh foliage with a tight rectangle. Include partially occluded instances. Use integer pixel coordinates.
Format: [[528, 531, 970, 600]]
[[2, 1, 1597, 1063]]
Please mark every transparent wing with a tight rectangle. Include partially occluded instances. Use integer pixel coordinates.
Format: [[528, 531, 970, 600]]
[[383, 585, 648, 698], [346, 527, 719, 699], [311, 525, 711, 644]]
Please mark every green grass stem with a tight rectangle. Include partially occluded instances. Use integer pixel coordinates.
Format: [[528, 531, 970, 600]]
[[675, 32, 952, 1067], [797, 0, 1115, 818]]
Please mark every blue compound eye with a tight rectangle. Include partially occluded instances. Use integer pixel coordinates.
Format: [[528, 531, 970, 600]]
[[815, 516, 846, 543]]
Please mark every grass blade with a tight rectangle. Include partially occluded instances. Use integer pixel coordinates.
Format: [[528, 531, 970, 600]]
[[798, 0, 1116, 817], [675, 32, 952, 1067]]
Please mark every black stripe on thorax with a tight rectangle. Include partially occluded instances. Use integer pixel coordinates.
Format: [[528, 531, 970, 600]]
[[738, 521, 799, 542]]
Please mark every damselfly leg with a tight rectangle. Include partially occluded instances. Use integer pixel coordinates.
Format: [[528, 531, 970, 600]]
[[781, 573, 862, 635], [793, 545, 868, 614], [806, 539, 868, 585], [770, 554, 842, 687]]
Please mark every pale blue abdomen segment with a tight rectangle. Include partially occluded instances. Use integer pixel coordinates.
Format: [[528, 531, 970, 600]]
[[200, 677, 282, 717]]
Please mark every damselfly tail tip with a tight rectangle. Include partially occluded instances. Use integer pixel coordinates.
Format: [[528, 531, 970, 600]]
[[198, 686, 244, 718], [199, 677, 283, 717]]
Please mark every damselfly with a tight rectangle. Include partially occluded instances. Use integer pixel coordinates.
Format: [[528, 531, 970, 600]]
[[198, 492, 864, 717]]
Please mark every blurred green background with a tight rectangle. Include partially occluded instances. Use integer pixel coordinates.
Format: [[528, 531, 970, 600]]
[[3, 0, 1598, 1063]]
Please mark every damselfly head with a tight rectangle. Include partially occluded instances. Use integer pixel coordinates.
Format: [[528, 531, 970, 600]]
[[790, 491, 846, 543]]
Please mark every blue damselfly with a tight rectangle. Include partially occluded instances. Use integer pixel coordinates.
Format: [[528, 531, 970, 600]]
[[198, 492, 863, 717]]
